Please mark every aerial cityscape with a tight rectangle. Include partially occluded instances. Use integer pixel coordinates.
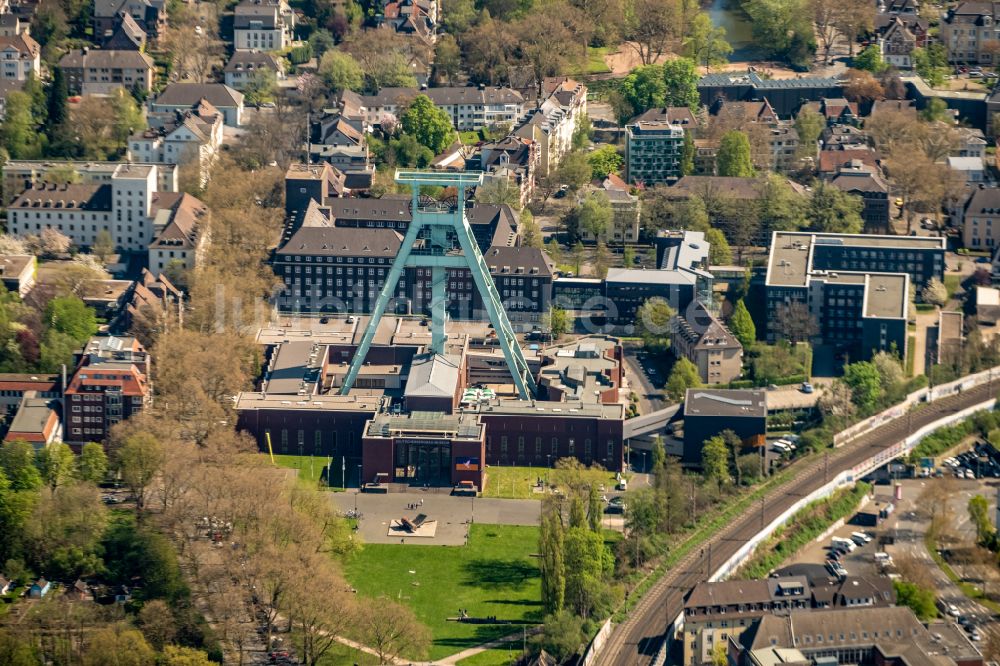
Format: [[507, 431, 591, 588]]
[[2, 0, 1000, 664]]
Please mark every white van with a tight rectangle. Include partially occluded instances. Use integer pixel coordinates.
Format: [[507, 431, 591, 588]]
[[851, 531, 872, 544]]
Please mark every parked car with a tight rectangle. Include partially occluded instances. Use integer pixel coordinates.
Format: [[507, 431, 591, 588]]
[[801, 382, 814, 394]]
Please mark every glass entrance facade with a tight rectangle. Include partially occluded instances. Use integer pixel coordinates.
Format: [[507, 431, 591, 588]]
[[394, 438, 452, 485]]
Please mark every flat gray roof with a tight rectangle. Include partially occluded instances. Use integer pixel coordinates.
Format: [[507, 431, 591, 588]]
[[684, 389, 767, 418], [863, 274, 908, 319], [476, 398, 624, 420], [365, 410, 483, 439], [766, 231, 944, 288], [234, 391, 383, 412]]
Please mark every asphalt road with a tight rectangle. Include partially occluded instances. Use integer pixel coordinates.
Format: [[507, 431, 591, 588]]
[[594, 380, 999, 666]]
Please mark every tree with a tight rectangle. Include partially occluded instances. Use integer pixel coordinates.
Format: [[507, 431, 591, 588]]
[[520, 210, 542, 249], [621, 64, 666, 116], [662, 57, 701, 109], [32, 227, 72, 257], [318, 49, 364, 92], [794, 106, 824, 159], [47, 66, 68, 131], [921, 98, 951, 123], [36, 442, 74, 494], [819, 379, 855, 423], [684, 12, 732, 72], [774, 302, 817, 343], [82, 625, 156, 666], [433, 34, 462, 86], [716, 130, 754, 177], [114, 433, 165, 516], [843, 361, 883, 410], [138, 599, 177, 651], [843, 69, 885, 105], [558, 151, 594, 192], [587, 484, 602, 532], [476, 179, 522, 208], [833, 0, 874, 56], [594, 241, 611, 279], [161, 646, 214, 666], [76, 443, 108, 484], [578, 192, 614, 240], [743, 0, 815, 68], [243, 69, 277, 107], [706, 228, 731, 265], [853, 45, 887, 73], [729, 299, 756, 348], [344, 30, 418, 89], [359, 600, 431, 664], [806, 183, 864, 234], [400, 95, 456, 155], [872, 350, 905, 387], [969, 495, 995, 545], [921, 277, 948, 307], [563, 526, 615, 618], [0, 91, 44, 159], [681, 129, 696, 175], [588, 145, 623, 180], [543, 307, 572, 340], [533, 611, 586, 663], [572, 241, 586, 274], [701, 435, 730, 490], [540, 498, 566, 614], [0, 440, 41, 491], [45, 296, 97, 343], [914, 44, 949, 88], [636, 297, 675, 349], [624, 0, 679, 65], [623, 244, 636, 267], [894, 580, 937, 621], [92, 229, 115, 262], [666, 357, 702, 402]]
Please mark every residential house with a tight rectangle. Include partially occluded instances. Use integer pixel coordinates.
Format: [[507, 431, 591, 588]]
[[3, 390, 61, 446], [0, 254, 34, 296], [58, 47, 154, 95], [309, 91, 370, 171], [93, 0, 167, 40], [129, 101, 224, 187], [818, 148, 881, 179], [879, 15, 917, 68], [0, 32, 37, 81], [512, 77, 588, 175], [66, 580, 93, 601], [361, 85, 525, 132], [941, 1, 1000, 64], [382, 0, 437, 43], [828, 159, 891, 232], [579, 174, 639, 244], [101, 12, 145, 50], [948, 155, 987, 183], [0, 13, 31, 39], [875, 12, 930, 49], [124, 268, 184, 331], [233, 0, 295, 51], [147, 192, 210, 277], [150, 83, 245, 127], [28, 578, 50, 598], [64, 335, 151, 444], [223, 50, 284, 91], [960, 185, 1000, 248], [284, 162, 345, 218], [818, 97, 860, 125], [477, 135, 539, 209], [712, 99, 800, 172], [957, 126, 988, 157], [7, 164, 162, 251], [670, 301, 743, 385]]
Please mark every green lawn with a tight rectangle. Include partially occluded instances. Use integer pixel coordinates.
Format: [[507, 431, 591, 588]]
[[343, 524, 543, 660], [457, 646, 523, 666], [580, 46, 612, 74], [315, 640, 377, 665], [944, 274, 961, 300], [483, 465, 623, 500], [266, 454, 350, 490]]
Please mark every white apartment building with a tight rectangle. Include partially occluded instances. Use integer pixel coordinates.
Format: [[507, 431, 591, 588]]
[[129, 103, 223, 187], [8, 164, 161, 251], [360, 86, 525, 132], [513, 77, 588, 175], [233, 0, 295, 51], [0, 33, 39, 81]]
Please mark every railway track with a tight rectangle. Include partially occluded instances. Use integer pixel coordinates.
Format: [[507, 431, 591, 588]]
[[595, 381, 996, 666]]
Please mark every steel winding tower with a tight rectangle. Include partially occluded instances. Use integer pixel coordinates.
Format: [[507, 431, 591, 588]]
[[338, 170, 538, 399]]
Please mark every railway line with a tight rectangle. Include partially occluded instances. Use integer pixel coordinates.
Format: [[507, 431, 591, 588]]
[[594, 380, 997, 666]]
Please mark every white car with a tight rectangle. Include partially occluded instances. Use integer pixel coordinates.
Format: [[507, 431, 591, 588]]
[[965, 469, 976, 480]]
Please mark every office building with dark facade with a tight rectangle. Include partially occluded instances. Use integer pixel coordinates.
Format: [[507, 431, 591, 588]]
[[765, 231, 944, 361], [682, 389, 767, 465], [697, 71, 843, 118]]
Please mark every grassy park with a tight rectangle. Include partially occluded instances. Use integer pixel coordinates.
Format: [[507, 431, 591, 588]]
[[343, 524, 543, 660], [482, 465, 625, 500]]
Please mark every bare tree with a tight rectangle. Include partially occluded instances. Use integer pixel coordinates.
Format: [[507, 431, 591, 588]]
[[624, 0, 680, 65], [775, 302, 818, 343], [358, 599, 432, 664]]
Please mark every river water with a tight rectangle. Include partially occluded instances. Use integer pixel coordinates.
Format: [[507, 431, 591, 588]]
[[706, 0, 764, 61]]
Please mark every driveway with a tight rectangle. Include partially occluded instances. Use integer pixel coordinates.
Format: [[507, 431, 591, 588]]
[[622, 349, 665, 415]]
